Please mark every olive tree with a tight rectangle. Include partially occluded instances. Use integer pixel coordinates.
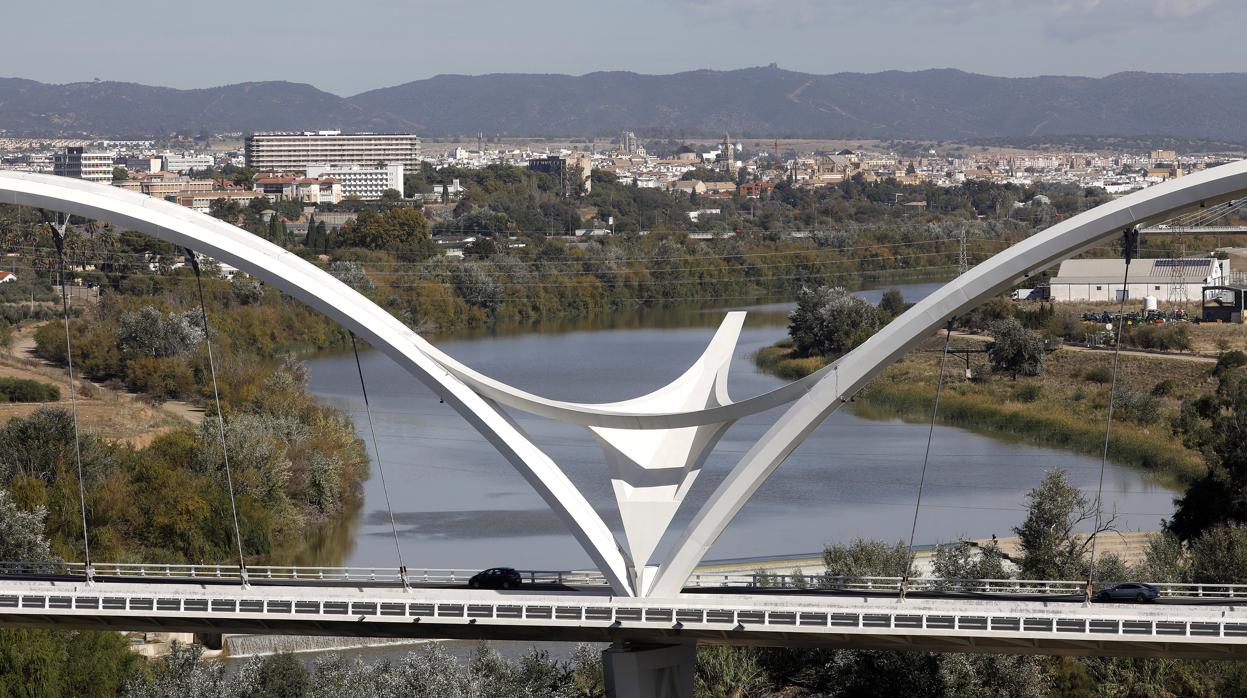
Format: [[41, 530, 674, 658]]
[[0, 488, 52, 562], [1014, 469, 1116, 580], [788, 286, 881, 358], [986, 318, 1046, 379]]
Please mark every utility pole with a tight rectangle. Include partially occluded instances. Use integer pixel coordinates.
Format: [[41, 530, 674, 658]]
[[957, 228, 969, 276]]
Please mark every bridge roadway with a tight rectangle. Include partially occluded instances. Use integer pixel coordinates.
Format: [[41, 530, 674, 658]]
[[4, 577, 1247, 659]]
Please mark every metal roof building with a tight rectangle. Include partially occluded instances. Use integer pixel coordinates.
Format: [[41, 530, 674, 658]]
[[1048, 257, 1224, 303]]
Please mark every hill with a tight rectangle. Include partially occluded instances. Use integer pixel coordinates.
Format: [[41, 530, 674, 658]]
[[4, 68, 1247, 143]]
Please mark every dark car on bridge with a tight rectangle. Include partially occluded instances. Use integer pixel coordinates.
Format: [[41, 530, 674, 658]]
[[1095, 582, 1160, 603], [469, 567, 523, 589]]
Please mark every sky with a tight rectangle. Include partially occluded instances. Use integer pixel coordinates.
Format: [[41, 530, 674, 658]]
[[3, 0, 1245, 95]]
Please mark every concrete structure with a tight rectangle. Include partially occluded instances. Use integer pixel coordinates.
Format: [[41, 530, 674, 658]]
[[1048, 257, 1224, 302], [253, 174, 342, 204], [6, 161, 1247, 603], [244, 131, 422, 171], [305, 163, 402, 200], [529, 153, 592, 196], [176, 190, 264, 214], [160, 153, 214, 174], [52, 147, 112, 183], [5, 581, 1247, 661]]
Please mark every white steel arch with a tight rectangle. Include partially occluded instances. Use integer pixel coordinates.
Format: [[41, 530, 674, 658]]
[[5, 161, 1247, 597]]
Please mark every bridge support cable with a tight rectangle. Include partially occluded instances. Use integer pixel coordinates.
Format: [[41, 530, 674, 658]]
[[185, 250, 249, 587], [1086, 228, 1138, 604], [901, 320, 955, 601], [43, 213, 93, 584], [350, 331, 408, 589]]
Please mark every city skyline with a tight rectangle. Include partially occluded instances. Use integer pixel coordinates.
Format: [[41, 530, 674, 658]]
[[2, 0, 1245, 95]]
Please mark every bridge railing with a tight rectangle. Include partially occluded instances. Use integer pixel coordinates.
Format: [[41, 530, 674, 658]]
[[0, 561, 608, 587], [6, 561, 1247, 598]]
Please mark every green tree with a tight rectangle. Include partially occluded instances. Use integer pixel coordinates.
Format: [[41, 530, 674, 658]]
[[986, 318, 1046, 379], [111, 166, 128, 182], [340, 208, 432, 253], [1171, 367, 1247, 539], [1013, 469, 1111, 580], [877, 287, 907, 319], [788, 286, 881, 358], [931, 539, 1008, 584], [821, 538, 910, 585]]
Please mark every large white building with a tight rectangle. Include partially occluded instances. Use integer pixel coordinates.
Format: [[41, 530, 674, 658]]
[[1048, 257, 1225, 303], [305, 163, 403, 201], [52, 147, 113, 183], [244, 131, 422, 171], [161, 153, 214, 174]]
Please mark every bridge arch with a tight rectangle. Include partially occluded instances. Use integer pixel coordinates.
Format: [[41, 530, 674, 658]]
[[5, 161, 1247, 597]]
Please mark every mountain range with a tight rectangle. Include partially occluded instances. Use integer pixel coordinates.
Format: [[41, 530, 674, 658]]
[[3, 67, 1247, 144]]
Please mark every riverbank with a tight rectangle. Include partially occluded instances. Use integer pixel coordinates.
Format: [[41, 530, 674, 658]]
[[755, 336, 1211, 486]]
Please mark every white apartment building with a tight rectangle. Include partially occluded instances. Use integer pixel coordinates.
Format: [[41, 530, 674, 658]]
[[52, 147, 113, 183], [161, 153, 214, 174], [245, 131, 422, 171], [305, 163, 403, 201]]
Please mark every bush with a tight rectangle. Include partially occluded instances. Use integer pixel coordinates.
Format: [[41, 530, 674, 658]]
[[1014, 384, 1042, 402], [1151, 379, 1175, 397], [1084, 366, 1113, 384], [1214, 350, 1247, 376], [1115, 387, 1161, 425], [0, 378, 59, 403], [1122, 324, 1193, 352], [986, 318, 1046, 378]]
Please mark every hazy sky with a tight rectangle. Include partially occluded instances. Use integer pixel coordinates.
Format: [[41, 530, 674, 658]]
[[4, 0, 1245, 95]]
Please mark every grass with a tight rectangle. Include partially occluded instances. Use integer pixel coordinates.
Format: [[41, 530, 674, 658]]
[[754, 338, 1211, 487]]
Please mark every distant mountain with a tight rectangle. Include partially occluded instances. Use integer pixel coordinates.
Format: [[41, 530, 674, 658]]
[[0, 79, 414, 138], [350, 68, 1247, 143], [4, 68, 1247, 143]]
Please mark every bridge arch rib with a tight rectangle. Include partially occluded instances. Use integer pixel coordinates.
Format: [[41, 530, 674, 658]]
[[645, 159, 1247, 596]]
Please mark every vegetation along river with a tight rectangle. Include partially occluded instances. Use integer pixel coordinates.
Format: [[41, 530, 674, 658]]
[[303, 283, 1174, 572]]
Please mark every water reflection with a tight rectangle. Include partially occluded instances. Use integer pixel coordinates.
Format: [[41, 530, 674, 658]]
[[303, 283, 1173, 570]]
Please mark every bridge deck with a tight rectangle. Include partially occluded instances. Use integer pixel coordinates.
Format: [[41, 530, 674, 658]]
[[3, 579, 1247, 658]]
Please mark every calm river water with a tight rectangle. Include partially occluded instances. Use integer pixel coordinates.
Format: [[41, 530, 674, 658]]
[[303, 283, 1175, 572]]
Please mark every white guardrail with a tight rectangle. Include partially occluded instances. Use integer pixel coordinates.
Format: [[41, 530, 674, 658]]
[[3, 562, 1247, 599], [4, 586, 1247, 653]]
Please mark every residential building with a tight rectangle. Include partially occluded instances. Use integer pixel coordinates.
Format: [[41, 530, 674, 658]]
[[1048, 257, 1224, 302], [305, 163, 403, 200], [177, 190, 264, 214], [252, 174, 343, 205], [53, 147, 113, 183], [737, 180, 775, 198], [115, 172, 216, 199], [244, 131, 422, 171]]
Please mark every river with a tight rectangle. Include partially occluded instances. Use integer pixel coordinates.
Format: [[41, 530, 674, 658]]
[[302, 282, 1175, 573]]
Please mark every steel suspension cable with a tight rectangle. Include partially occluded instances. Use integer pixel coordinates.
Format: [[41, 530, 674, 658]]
[[1087, 228, 1137, 604], [185, 250, 249, 585], [350, 331, 408, 589], [901, 320, 955, 600], [45, 214, 92, 582]]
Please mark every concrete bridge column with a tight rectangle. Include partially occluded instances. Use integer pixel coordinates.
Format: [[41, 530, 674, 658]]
[[602, 641, 695, 698]]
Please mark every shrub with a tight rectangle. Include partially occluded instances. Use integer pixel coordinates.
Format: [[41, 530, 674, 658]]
[[1115, 388, 1161, 425], [1084, 366, 1113, 384], [1014, 384, 1042, 402], [1214, 350, 1247, 376], [1151, 379, 1175, 398], [0, 378, 59, 403]]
